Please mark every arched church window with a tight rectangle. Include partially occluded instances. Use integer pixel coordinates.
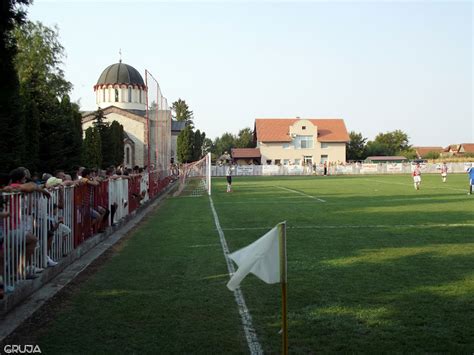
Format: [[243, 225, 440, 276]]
[[126, 146, 130, 165], [128, 87, 132, 102], [102, 88, 105, 102], [139, 89, 142, 103], [115, 89, 119, 102]]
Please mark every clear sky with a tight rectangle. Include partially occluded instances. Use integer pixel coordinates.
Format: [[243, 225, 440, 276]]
[[28, 0, 472, 147]]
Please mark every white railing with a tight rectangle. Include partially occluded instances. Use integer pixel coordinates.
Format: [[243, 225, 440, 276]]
[[212, 162, 474, 177]]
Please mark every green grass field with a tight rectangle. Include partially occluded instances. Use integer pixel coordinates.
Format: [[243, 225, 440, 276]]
[[33, 174, 474, 353]]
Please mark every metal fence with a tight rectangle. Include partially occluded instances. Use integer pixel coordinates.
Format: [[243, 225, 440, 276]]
[[1, 172, 171, 297], [212, 162, 474, 177]]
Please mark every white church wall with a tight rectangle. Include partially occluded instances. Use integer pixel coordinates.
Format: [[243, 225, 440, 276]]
[[107, 112, 146, 167], [83, 112, 146, 167], [95, 87, 146, 110]]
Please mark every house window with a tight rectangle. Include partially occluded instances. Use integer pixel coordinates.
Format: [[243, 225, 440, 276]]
[[302, 126, 306, 130], [275, 159, 281, 165], [321, 143, 329, 149], [304, 156, 313, 165], [115, 89, 119, 102], [128, 87, 132, 102], [266, 160, 272, 165], [283, 143, 290, 149], [297, 136, 313, 149], [283, 159, 289, 165], [294, 159, 301, 165], [321, 155, 328, 163]]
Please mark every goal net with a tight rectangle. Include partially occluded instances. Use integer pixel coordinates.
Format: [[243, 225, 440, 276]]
[[174, 153, 211, 197]]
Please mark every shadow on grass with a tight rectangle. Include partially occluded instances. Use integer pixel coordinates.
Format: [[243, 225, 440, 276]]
[[282, 242, 474, 352]]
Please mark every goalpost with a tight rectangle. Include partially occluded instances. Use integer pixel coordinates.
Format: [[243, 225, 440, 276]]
[[174, 153, 211, 196]]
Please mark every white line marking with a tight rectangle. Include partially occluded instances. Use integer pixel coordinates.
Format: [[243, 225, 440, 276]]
[[188, 243, 221, 248], [209, 196, 263, 355], [222, 223, 474, 231], [365, 178, 467, 192], [274, 186, 326, 202]]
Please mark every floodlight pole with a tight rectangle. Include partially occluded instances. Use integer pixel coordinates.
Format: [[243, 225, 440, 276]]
[[279, 221, 288, 355]]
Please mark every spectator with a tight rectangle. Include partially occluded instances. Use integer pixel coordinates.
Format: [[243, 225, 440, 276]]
[[5, 168, 51, 278], [81, 169, 107, 233]]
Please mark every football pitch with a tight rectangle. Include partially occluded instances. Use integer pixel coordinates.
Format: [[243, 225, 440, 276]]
[[27, 174, 474, 353]]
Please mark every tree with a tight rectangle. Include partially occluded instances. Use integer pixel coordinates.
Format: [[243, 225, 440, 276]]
[[193, 129, 203, 160], [369, 130, 412, 156], [213, 132, 236, 157], [177, 125, 194, 163], [172, 98, 194, 127], [346, 131, 367, 161], [19, 78, 40, 170], [60, 97, 83, 169], [92, 108, 112, 167], [0, 0, 31, 171], [82, 127, 102, 168], [365, 141, 387, 157], [109, 121, 124, 166], [14, 20, 71, 97], [13, 20, 80, 172], [202, 138, 213, 155], [424, 151, 440, 160], [235, 128, 256, 148]]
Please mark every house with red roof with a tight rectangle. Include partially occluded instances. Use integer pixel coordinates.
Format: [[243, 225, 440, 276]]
[[440, 144, 474, 157], [413, 146, 444, 159], [458, 143, 474, 154], [254, 118, 349, 165], [231, 148, 261, 165]]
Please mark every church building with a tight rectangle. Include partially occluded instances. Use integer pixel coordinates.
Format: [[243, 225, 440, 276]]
[[82, 61, 182, 170]]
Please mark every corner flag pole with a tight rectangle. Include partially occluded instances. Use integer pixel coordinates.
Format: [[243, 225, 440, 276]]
[[279, 221, 288, 355]]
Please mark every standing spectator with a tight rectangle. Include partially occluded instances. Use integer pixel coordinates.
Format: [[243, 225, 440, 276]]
[[323, 161, 328, 176], [440, 162, 448, 183], [5, 168, 51, 278], [81, 169, 107, 232], [468, 164, 474, 195], [412, 163, 422, 190]]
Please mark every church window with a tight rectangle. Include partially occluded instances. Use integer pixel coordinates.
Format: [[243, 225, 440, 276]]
[[126, 146, 130, 165], [128, 87, 132, 102], [102, 88, 105, 102], [139, 89, 142, 103], [115, 89, 119, 102]]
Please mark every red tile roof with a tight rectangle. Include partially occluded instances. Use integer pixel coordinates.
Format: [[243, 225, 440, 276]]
[[413, 146, 443, 157], [460, 143, 474, 153], [255, 118, 349, 142], [231, 148, 261, 158], [444, 144, 459, 152]]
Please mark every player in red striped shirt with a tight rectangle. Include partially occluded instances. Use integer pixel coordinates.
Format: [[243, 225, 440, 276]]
[[412, 163, 422, 190], [440, 162, 448, 183]]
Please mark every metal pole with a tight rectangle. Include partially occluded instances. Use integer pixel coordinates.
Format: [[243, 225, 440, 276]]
[[279, 221, 288, 355]]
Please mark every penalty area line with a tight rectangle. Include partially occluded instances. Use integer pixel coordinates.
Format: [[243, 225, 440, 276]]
[[209, 196, 263, 355], [222, 223, 474, 231], [274, 186, 326, 202]]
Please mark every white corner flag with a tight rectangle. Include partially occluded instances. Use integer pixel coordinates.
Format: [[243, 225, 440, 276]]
[[227, 224, 282, 291]]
